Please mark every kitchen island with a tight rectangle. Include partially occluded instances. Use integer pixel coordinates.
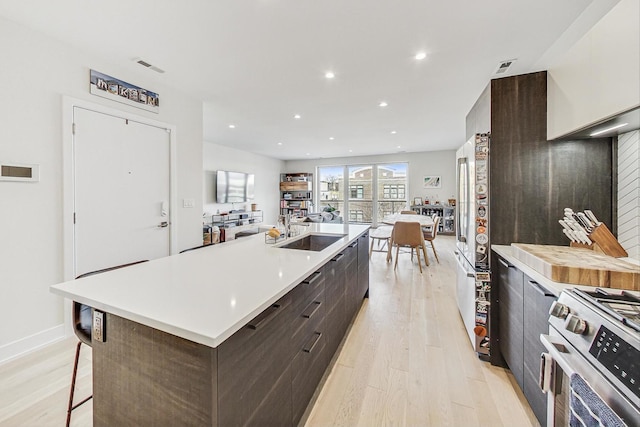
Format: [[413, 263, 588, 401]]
[[51, 223, 370, 426]]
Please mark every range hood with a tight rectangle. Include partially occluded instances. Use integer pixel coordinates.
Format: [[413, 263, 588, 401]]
[[552, 105, 640, 140]]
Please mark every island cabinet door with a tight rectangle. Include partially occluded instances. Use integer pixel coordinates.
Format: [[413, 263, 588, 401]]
[[325, 252, 347, 352], [324, 262, 346, 357], [217, 292, 294, 427], [344, 242, 360, 323], [497, 256, 525, 388], [357, 231, 370, 300]]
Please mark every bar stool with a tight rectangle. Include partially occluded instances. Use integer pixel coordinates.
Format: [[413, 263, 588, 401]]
[[369, 226, 393, 262], [66, 260, 148, 427]]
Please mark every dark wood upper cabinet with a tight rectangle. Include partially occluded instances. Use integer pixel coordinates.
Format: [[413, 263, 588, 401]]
[[467, 71, 615, 247]]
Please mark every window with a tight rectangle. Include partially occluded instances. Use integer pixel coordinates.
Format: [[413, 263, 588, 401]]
[[350, 185, 364, 199], [349, 210, 364, 222], [383, 184, 405, 199], [317, 162, 408, 225]]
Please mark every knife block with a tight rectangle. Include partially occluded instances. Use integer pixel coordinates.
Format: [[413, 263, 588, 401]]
[[569, 223, 628, 258]]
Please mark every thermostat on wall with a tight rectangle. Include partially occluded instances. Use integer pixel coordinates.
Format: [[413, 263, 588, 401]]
[[0, 162, 39, 182]]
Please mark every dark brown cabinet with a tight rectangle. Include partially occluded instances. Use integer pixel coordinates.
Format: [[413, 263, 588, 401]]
[[218, 292, 295, 427], [92, 230, 370, 427], [496, 254, 556, 427], [497, 257, 524, 387]]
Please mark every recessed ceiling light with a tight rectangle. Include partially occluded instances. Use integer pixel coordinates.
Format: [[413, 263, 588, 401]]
[[325, 71, 335, 79], [415, 52, 427, 60], [397, 145, 401, 149], [329, 137, 335, 140], [277, 142, 283, 146], [379, 101, 388, 107], [590, 123, 628, 136], [349, 149, 353, 153], [306, 153, 311, 156], [294, 114, 301, 119], [391, 130, 397, 134], [228, 124, 236, 129]]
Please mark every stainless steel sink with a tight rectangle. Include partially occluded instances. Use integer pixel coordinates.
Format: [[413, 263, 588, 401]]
[[276, 233, 345, 251]]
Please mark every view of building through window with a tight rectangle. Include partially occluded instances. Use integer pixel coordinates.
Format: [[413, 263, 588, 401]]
[[317, 163, 408, 225]]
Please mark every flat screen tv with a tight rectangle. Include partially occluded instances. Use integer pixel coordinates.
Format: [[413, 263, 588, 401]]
[[216, 170, 254, 203]]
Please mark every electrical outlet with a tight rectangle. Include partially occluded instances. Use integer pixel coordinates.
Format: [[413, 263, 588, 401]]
[[93, 310, 105, 342], [183, 198, 195, 208]]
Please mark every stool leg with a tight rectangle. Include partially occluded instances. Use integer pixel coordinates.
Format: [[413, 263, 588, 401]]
[[66, 341, 82, 427]]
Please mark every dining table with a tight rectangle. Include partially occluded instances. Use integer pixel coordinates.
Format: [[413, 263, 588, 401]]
[[382, 213, 434, 227]]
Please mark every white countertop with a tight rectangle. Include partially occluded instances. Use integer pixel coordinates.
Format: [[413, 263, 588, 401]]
[[492, 245, 640, 297], [51, 223, 369, 348]]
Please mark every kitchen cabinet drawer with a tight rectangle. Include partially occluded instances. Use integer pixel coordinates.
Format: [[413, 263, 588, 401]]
[[244, 365, 293, 427], [292, 332, 327, 425], [217, 292, 293, 427], [292, 287, 325, 352], [292, 269, 325, 314], [324, 295, 346, 356]]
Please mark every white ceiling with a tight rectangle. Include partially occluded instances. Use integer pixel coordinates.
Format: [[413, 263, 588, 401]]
[[0, 0, 616, 160]]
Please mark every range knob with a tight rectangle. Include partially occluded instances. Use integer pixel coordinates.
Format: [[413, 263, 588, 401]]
[[549, 301, 570, 319], [565, 314, 588, 335]]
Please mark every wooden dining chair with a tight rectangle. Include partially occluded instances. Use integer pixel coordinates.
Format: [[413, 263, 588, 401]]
[[67, 260, 149, 427], [423, 216, 441, 263], [392, 221, 429, 273]]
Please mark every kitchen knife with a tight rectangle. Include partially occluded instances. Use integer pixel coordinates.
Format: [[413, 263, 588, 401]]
[[584, 210, 601, 226], [562, 229, 576, 243], [576, 212, 593, 232], [559, 220, 580, 243], [563, 219, 590, 244]]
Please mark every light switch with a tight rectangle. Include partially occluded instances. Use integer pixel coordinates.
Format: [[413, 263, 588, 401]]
[[93, 310, 105, 342], [183, 198, 195, 208]]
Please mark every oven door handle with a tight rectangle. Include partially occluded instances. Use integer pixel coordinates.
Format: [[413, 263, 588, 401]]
[[540, 334, 576, 377], [539, 352, 554, 393]]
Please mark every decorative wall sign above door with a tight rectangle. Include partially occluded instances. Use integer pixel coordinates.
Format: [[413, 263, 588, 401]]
[[90, 70, 159, 113]]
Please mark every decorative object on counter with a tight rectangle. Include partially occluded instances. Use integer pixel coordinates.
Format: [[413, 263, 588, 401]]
[[511, 243, 640, 290], [559, 208, 628, 257], [264, 227, 285, 244], [448, 198, 456, 206], [413, 197, 423, 206]]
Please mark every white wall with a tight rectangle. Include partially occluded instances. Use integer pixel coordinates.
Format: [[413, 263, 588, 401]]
[[284, 150, 457, 208], [0, 17, 203, 362], [203, 142, 284, 225], [618, 130, 640, 261], [547, 0, 640, 139]]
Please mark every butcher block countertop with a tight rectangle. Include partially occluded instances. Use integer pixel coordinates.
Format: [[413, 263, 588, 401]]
[[492, 245, 640, 295], [511, 243, 640, 291]]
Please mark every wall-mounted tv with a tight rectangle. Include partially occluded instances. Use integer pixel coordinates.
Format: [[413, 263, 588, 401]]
[[216, 170, 255, 203]]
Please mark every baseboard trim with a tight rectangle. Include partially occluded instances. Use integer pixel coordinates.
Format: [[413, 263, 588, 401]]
[[0, 324, 67, 365]]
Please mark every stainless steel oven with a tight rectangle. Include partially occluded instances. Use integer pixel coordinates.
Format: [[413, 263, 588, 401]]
[[539, 288, 640, 427]]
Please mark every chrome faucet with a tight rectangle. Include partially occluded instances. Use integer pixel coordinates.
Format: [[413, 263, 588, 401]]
[[279, 214, 292, 238]]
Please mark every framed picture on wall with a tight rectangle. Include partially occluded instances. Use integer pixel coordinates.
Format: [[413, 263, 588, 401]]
[[423, 176, 441, 188], [413, 197, 423, 206]]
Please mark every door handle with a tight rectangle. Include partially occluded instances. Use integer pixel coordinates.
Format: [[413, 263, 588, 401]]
[[158, 221, 169, 228]]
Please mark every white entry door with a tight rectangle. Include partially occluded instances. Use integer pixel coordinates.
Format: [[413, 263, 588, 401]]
[[73, 107, 171, 277]]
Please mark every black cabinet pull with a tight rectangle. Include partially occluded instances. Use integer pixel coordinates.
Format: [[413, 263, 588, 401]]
[[302, 301, 322, 319], [348, 242, 358, 248], [303, 332, 322, 353], [528, 280, 555, 297], [247, 304, 281, 330], [498, 258, 514, 269], [331, 253, 345, 262], [303, 271, 322, 285]]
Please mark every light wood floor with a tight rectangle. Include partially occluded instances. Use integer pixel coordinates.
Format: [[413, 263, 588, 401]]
[[0, 235, 538, 427]]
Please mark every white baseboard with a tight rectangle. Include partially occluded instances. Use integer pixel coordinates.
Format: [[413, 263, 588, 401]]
[[0, 324, 67, 365]]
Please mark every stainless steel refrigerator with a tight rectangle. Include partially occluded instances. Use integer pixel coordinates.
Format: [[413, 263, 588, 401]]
[[455, 133, 491, 356]]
